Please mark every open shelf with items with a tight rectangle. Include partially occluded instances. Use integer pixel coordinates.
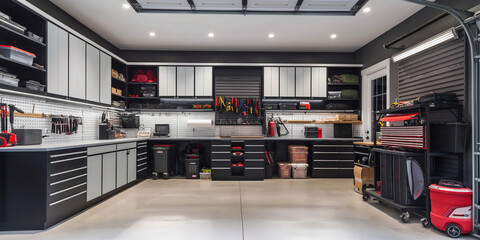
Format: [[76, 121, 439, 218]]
[[0, 1, 46, 93], [326, 67, 362, 111]]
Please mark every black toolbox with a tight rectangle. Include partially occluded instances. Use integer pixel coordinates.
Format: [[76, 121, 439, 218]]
[[279, 103, 297, 110]]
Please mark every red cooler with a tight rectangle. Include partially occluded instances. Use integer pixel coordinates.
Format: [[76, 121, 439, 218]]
[[429, 180, 472, 238]]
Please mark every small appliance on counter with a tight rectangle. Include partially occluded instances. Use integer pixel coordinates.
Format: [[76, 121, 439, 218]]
[[12, 129, 43, 145], [153, 124, 170, 137], [99, 112, 126, 139]]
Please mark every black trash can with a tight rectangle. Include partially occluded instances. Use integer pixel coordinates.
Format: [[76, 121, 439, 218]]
[[152, 144, 175, 179], [185, 155, 201, 179]]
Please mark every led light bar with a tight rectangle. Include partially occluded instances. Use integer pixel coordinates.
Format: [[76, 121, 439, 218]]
[[392, 28, 458, 62]]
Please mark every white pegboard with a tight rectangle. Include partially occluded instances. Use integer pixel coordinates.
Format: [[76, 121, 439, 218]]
[[0, 93, 115, 143]]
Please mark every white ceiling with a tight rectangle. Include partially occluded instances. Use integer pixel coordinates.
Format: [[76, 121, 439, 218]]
[[49, 0, 423, 52]]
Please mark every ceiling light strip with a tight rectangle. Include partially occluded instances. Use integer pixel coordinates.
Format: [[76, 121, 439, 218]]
[[392, 28, 458, 62]]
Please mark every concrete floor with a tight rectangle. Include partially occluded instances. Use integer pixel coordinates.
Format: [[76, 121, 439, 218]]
[[0, 179, 476, 240]]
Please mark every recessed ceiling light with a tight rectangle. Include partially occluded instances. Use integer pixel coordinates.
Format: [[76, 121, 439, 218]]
[[149, 32, 156, 37], [330, 34, 337, 39], [268, 33, 275, 38], [123, 3, 131, 9], [208, 33, 215, 38], [363, 7, 371, 13]]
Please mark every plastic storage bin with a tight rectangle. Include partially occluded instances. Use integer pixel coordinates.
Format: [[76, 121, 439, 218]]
[[0, 45, 36, 65], [278, 162, 291, 179], [328, 91, 342, 99], [291, 163, 308, 179], [289, 152, 308, 163], [288, 145, 309, 152], [200, 172, 211, 179], [23, 80, 45, 92], [0, 75, 19, 87]]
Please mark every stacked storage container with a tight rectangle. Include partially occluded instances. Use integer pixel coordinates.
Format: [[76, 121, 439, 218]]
[[289, 145, 309, 179]]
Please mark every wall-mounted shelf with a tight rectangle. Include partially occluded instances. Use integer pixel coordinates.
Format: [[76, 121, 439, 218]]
[[128, 108, 213, 112], [0, 23, 46, 47], [265, 109, 358, 113], [0, 55, 46, 72], [127, 97, 159, 100], [111, 94, 126, 99], [127, 82, 158, 85], [112, 77, 126, 84]]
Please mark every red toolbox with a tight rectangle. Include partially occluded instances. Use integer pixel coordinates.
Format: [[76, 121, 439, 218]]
[[429, 180, 472, 238]]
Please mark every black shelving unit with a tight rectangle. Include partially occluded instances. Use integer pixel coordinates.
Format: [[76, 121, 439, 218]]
[[326, 67, 362, 111], [363, 102, 463, 226], [0, 1, 46, 93], [111, 58, 127, 107], [125, 65, 159, 109]]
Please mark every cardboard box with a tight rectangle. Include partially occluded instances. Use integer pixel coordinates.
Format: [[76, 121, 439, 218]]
[[354, 165, 374, 194], [334, 113, 358, 121]]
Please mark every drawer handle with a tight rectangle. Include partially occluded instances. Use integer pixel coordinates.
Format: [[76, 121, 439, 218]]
[[212, 159, 230, 162], [314, 167, 337, 170], [51, 156, 86, 164], [50, 166, 87, 177], [246, 159, 264, 162], [137, 157, 147, 162], [138, 142, 147, 146], [245, 167, 264, 170], [138, 152, 147, 156], [314, 145, 353, 148], [137, 167, 147, 173], [50, 151, 87, 158], [246, 152, 264, 154], [338, 160, 353, 162], [50, 182, 86, 197], [212, 145, 231, 147], [50, 174, 87, 186], [314, 152, 352, 154], [245, 145, 264, 147], [137, 162, 147, 167], [212, 167, 230, 170], [138, 145, 147, 149], [314, 160, 337, 162], [49, 191, 86, 206], [212, 151, 231, 154]]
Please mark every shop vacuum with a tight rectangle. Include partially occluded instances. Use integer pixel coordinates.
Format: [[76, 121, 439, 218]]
[[429, 180, 472, 238]]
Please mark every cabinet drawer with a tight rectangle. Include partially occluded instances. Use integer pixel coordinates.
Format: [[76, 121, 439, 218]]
[[49, 149, 87, 162], [48, 173, 87, 194], [338, 168, 354, 178], [211, 145, 232, 152], [137, 143, 148, 152], [313, 145, 353, 152], [211, 159, 231, 168], [137, 151, 148, 158], [244, 145, 264, 152], [313, 152, 354, 160], [338, 160, 353, 168], [48, 182, 87, 204], [245, 152, 264, 159], [87, 144, 116, 155], [212, 152, 231, 159], [244, 167, 264, 179], [245, 159, 264, 167], [137, 141, 147, 147], [49, 166, 87, 184], [49, 157, 87, 175], [312, 160, 339, 168], [212, 167, 231, 180], [311, 168, 339, 178], [117, 142, 137, 150]]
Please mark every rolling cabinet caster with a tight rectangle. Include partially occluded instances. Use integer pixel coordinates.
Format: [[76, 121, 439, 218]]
[[362, 194, 370, 201], [163, 172, 169, 180], [400, 212, 410, 223], [152, 172, 159, 180], [421, 218, 431, 228]]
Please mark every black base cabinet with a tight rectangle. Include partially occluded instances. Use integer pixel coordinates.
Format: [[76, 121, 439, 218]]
[[211, 140, 265, 180], [0, 142, 147, 231], [310, 141, 355, 178]]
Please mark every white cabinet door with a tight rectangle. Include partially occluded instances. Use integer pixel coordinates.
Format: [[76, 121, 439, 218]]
[[127, 149, 137, 183], [311, 67, 327, 98], [87, 155, 102, 201], [279, 67, 295, 97], [99, 52, 112, 104], [264, 67, 279, 97], [68, 34, 86, 100], [295, 67, 311, 97], [116, 150, 128, 188], [158, 66, 176, 97], [86, 44, 100, 102], [102, 152, 116, 194], [176, 67, 194, 96], [195, 67, 212, 97], [47, 22, 69, 96]]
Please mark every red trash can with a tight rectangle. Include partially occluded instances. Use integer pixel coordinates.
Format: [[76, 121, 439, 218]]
[[429, 180, 472, 238]]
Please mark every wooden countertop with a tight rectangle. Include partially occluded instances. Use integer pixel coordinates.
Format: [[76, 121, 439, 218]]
[[353, 141, 383, 147]]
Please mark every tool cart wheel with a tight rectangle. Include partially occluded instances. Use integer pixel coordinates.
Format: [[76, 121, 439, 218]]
[[421, 218, 431, 228], [445, 224, 461, 238], [162, 172, 169, 180], [400, 212, 410, 223], [152, 172, 159, 180], [362, 194, 370, 201]]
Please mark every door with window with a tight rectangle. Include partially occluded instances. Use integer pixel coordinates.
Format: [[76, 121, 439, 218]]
[[361, 59, 391, 141]]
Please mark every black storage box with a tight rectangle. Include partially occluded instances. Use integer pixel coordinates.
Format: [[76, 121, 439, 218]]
[[121, 114, 140, 128], [334, 124, 352, 138], [263, 103, 279, 110], [374, 148, 425, 206], [431, 123, 468, 153], [185, 157, 200, 179], [279, 103, 297, 110], [152, 145, 176, 177], [12, 129, 42, 145], [304, 127, 319, 138]]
